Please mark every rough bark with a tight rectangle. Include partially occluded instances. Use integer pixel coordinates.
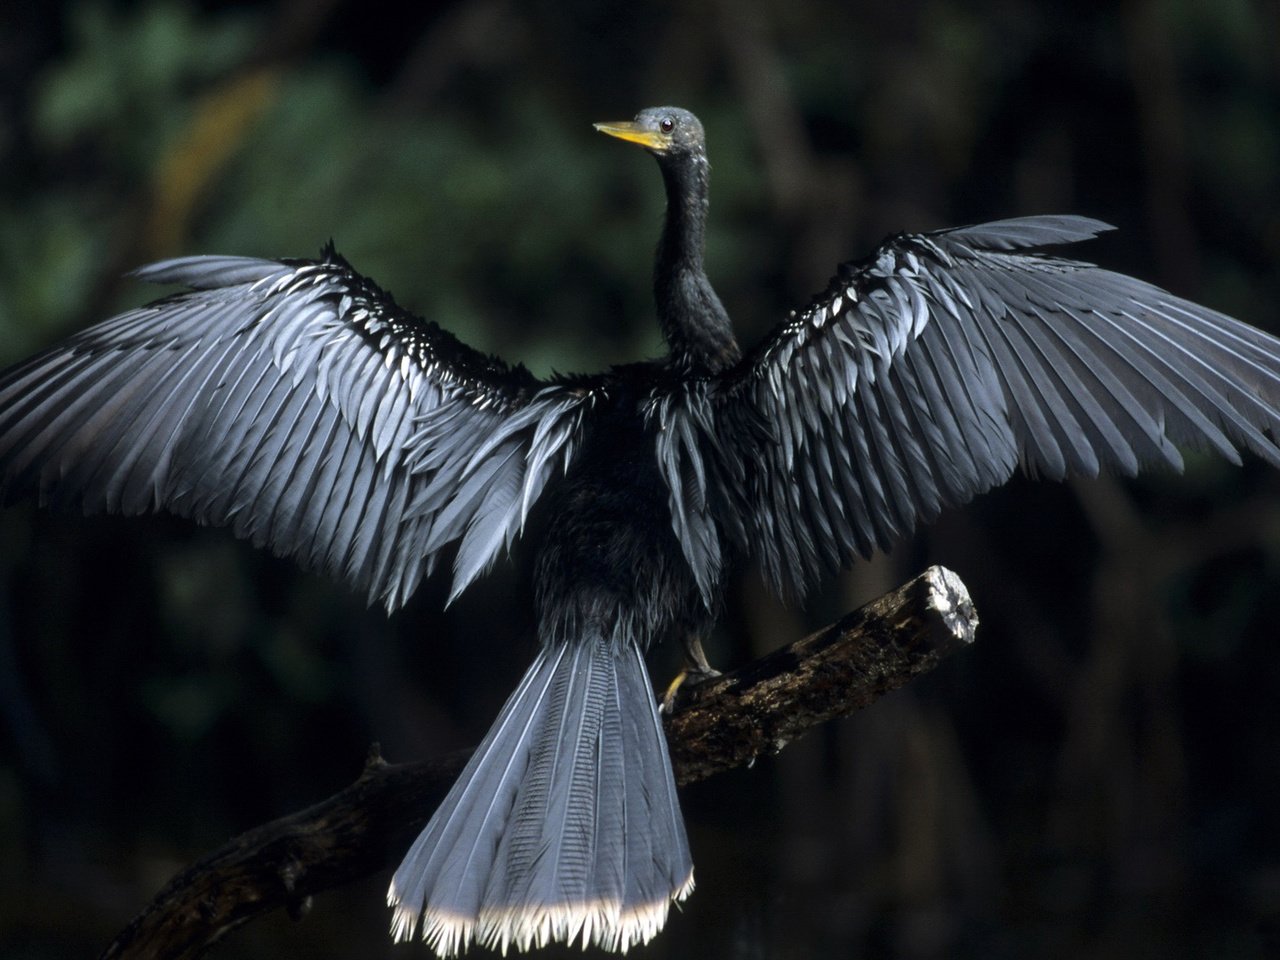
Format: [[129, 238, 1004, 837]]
[[100, 565, 977, 960]]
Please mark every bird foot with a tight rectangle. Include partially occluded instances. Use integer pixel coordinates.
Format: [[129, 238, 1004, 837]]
[[660, 636, 722, 714]]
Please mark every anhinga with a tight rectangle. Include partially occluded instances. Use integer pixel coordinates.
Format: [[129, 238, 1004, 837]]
[[3, 106, 1280, 955]]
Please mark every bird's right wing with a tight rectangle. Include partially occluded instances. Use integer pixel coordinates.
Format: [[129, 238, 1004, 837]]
[[0, 249, 599, 610], [652, 215, 1280, 603]]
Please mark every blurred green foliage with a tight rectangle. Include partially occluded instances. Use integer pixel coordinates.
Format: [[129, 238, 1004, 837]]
[[33, 3, 257, 160]]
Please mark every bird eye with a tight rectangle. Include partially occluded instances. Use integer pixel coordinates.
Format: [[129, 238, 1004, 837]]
[[659, 117, 675, 134]]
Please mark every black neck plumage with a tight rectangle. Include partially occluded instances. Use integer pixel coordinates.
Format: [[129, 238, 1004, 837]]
[[654, 152, 741, 375]]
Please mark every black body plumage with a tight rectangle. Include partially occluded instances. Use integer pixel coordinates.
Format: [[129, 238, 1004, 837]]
[[4, 105, 1280, 954]]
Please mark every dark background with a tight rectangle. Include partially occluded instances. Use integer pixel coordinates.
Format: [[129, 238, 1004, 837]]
[[2, 1, 1279, 957]]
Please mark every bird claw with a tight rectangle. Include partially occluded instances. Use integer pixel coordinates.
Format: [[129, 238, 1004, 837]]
[[660, 635, 722, 714]]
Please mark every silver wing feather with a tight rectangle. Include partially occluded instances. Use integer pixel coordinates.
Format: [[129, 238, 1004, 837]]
[[657, 215, 1280, 600], [0, 249, 596, 610]]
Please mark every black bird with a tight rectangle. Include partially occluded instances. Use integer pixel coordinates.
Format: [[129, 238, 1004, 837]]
[[3, 105, 1280, 954]]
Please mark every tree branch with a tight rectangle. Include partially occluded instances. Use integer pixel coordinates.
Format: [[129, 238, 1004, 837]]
[[99, 565, 977, 960]]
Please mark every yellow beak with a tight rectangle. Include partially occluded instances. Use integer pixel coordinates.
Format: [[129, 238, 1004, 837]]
[[593, 121, 669, 150]]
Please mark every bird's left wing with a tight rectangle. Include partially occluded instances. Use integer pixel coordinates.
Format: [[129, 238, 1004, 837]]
[[652, 215, 1280, 602], [0, 249, 597, 610]]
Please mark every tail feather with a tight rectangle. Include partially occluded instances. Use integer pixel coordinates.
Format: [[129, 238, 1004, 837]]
[[388, 635, 693, 956], [489, 641, 617, 907], [388, 646, 567, 950]]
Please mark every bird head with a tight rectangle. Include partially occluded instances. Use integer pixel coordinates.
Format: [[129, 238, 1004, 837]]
[[594, 107, 705, 158]]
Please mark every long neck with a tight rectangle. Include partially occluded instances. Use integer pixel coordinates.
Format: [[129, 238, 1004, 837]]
[[654, 155, 740, 374]]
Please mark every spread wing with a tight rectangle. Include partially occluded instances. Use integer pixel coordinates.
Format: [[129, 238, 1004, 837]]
[[656, 215, 1280, 601], [0, 248, 597, 610]]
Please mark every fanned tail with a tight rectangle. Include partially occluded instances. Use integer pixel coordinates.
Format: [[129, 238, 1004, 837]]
[[388, 635, 693, 956]]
